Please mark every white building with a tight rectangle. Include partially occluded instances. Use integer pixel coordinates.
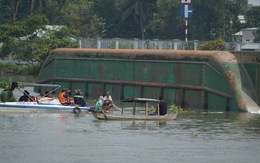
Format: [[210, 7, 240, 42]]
[[234, 28, 260, 51], [240, 28, 259, 51], [241, 28, 258, 43]]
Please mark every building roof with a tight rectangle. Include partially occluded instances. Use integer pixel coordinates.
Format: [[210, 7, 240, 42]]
[[241, 28, 258, 31], [241, 43, 260, 50], [234, 31, 242, 36]]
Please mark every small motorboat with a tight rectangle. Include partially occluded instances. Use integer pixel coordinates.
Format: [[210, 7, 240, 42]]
[[0, 82, 90, 113]]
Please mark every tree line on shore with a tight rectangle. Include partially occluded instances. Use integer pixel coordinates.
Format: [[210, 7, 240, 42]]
[[0, 0, 259, 75]]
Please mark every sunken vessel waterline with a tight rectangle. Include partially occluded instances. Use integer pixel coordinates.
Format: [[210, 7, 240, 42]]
[[37, 48, 260, 113]]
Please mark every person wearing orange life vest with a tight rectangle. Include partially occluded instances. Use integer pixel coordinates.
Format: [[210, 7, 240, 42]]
[[59, 88, 73, 105]]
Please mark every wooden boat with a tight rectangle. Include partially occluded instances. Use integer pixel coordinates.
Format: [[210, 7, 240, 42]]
[[0, 82, 90, 113], [91, 110, 177, 121], [90, 98, 178, 121]]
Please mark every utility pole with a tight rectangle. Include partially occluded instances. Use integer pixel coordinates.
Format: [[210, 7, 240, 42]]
[[180, 0, 192, 43]]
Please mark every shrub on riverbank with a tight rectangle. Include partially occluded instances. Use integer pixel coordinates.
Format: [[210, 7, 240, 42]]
[[168, 104, 186, 113], [0, 62, 40, 75], [0, 81, 10, 88]]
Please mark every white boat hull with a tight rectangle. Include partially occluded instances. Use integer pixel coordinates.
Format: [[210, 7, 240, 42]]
[[0, 102, 90, 112]]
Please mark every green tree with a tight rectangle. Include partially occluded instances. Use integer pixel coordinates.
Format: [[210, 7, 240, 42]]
[[147, 0, 182, 39], [59, 0, 106, 38], [0, 0, 253, 42], [0, 0, 29, 22], [0, 0, 46, 22], [9, 0, 34, 22], [191, 0, 227, 40], [116, 0, 156, 39], [29, 0, 47, 13], [0, 0, 12, 24], [226, 0, 248, 38], [191, 0, 248, 41], [10, 0, 22, 21], [93, 0, 122, 38], [12, 26, 78, 66], [0, 14, 48, 57], [0, 14, 47, 58], [0, 14, 77, 68], [245, 6, 260, 27], [39, 0, 67, 24]]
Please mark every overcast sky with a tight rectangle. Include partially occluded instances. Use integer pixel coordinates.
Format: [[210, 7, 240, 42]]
[[248, 0, 260, 6]]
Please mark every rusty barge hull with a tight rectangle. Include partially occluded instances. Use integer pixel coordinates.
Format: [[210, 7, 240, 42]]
[[37, 48, 260, 113]]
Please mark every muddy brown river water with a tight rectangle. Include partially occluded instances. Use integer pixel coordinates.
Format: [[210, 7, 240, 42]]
[[0, 111, 259, 163]]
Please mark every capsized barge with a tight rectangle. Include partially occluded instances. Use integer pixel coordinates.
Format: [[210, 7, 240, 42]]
[[37, 48, 260, 113]]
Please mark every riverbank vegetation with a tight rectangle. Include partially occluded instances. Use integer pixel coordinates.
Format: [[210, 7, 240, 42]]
[[168, 104, 187, 113], [0, 62, 40, 75], [0, 81, 11, 88], [150, 103, 186, 114], [0, 1, 259, 75]]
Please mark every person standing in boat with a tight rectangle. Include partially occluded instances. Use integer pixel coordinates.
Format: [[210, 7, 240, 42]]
[[154, 96, 167, 115], [74, 89, 86, 106], [103, 92, 114, 110], [58, 88, 73, 105], [95, 96, 104, 112]]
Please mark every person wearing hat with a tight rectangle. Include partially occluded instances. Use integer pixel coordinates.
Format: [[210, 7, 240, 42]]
[[103, 91, 114, 111], [95, 96, 104, 112], [73, 89, 86, 106], [18, 90, 31, 102], [58, 88, 73, 105]]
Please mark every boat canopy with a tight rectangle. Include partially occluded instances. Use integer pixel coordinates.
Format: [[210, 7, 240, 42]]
[[15, 82, 61, 99]]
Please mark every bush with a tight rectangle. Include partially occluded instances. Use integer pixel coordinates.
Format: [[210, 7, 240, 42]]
[[168, 104, 186, 113], [0, 81, 25, 89], [0, 62, 40, 75], [198, 38, 226, 50], [0, 81, 11, 88]]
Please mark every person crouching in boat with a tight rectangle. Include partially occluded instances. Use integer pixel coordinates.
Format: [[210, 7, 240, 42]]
[[103, 92, 114, 111], [74, 89, 86, 107], [95, 96, 104, 112], [58, 88, 74, 106], [0, 82, 18, 102], [19, 90, 32, 102], [38, 91, 56, 102]]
